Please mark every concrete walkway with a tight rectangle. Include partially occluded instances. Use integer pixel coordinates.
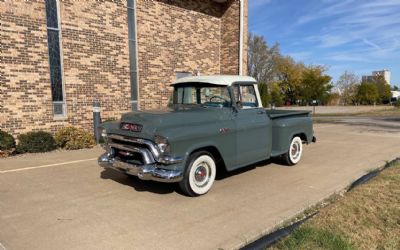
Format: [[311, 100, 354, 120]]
[[0, 122, 399, 250]]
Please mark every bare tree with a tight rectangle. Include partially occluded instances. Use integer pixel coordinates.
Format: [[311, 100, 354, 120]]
[[247, 33, 280, 84], [336, 71, 360, 105]]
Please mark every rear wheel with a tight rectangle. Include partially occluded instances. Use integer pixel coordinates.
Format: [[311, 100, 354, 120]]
[[179, 151, 216, 197], [282, 136, 303, 166]]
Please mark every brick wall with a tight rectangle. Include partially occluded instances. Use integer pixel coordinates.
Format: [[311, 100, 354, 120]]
[[1, 0, 57, 134], [61, 0, 131, 128], [220, 0, 248, 76], [1, 0, 131, 135], [136, 0, 223, 110], [0, 0, 248, 136], [220, 0, 239, 75]]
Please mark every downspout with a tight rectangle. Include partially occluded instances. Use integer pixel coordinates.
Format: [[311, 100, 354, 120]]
[[128, 0, 139, 110], [239, 0, 244, 76]]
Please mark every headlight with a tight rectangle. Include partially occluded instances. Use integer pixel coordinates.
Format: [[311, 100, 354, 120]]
[[101, 128, 107, 138], [97, 126, 108, 148], [154, 135, 170, 153], [97, 126, 107, 138]]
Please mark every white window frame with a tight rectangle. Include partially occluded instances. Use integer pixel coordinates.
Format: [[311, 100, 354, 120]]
[[233, 84, 262, 109]]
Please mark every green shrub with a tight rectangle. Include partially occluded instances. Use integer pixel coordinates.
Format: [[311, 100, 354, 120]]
[[394, 99, 400, 108], [17, 131, 56, 153], [55, 126, 96, 150], [0, 130, 16, 151]]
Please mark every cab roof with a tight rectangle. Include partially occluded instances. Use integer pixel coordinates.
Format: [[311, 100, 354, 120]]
[[172, 75, 257, 86]]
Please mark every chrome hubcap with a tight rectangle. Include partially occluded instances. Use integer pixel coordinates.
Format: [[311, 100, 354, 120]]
[[291, 142, 300, 160], [194, 163, 209, 187]]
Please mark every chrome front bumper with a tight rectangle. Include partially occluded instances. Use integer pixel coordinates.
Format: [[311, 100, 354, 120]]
[[98, 134, 183, 182], [99, 152, 183, 183]]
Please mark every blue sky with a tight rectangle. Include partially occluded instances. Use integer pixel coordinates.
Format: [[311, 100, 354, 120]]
[[249, 0, 400, 87]]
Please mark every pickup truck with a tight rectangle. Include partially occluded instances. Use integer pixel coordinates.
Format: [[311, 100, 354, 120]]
[[98, 75, 316, 196]]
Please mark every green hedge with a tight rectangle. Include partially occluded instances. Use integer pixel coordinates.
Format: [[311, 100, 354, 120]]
[[0, 130, 16, 151], [16, 131, 56, 153], [394, 99, 400, 108], [55, 126, 96, 150]]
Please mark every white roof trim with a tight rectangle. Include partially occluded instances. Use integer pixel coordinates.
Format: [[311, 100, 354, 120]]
[[172, 75, 257, 86]]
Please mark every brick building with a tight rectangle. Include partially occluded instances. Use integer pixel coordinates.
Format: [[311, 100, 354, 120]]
[[0, 0, 248, 135]]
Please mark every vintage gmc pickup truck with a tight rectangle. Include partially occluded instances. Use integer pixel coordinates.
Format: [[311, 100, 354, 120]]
[[98, 75, 316, 196]]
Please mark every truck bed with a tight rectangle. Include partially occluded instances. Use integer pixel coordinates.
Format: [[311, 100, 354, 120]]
[[265, 109, 314, 157]]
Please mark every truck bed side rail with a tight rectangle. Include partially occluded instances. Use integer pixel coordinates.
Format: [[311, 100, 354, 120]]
[[265, 109, 311, 119]]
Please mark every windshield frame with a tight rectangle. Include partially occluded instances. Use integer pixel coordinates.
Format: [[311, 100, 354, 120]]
[[172, 83, 233, 108]]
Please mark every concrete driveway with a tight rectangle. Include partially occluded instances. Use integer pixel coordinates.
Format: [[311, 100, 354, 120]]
[[0, 121, 399, 250]]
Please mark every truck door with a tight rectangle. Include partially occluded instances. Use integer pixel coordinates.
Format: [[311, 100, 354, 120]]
[[232, 84, 272, 167]]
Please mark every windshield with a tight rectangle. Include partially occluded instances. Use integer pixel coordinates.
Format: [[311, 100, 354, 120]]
[[173, 84, 231, 108]]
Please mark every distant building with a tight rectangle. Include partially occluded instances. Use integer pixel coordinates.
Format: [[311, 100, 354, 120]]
[[361, 75, 375, 82], [392, 91, 400, 100], [362, 69, 391, 85]]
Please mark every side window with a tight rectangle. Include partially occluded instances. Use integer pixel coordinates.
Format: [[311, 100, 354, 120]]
[[201, 88, 230, 104], [176, 87, 196, 104], [233, 85, 258, 108], [233, 85, 241, 102]]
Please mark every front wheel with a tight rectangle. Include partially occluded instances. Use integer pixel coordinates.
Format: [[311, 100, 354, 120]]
[[282, 136, 303, 166], [179, 151, 216, 197]]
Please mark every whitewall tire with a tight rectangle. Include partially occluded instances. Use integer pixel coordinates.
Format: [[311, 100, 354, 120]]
[[283, 136, 303, 166], [179, 151, 216, 197]]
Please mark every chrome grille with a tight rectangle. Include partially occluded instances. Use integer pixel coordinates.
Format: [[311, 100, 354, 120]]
[[107, 134, 156, 165]]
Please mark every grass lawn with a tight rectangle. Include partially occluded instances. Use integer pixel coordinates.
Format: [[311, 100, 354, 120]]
[[271, 163, 400, 250]]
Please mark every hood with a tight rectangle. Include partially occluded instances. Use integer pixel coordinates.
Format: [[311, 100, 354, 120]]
[[107, 106, 231, 139]]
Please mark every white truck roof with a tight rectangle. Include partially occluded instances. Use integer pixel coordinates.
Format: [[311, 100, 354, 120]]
[[172, 75, 257, 86]]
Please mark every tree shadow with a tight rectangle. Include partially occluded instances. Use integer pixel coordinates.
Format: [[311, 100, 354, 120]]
[[381, 117, 400, 122]]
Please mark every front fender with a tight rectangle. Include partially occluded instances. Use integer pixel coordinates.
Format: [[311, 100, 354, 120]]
[[170, 140, 221, 170]]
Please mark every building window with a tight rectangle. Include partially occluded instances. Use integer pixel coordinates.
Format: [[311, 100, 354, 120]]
[[176, 72, 192, 79], [45, 0, 66, 117], [128, 0, 138, 110]]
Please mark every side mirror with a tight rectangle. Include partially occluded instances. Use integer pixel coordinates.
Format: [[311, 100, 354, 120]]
[[232, 101, 242, 113]]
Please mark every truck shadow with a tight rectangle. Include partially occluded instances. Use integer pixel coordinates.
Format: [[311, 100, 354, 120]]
[[100, 157, 286, 195], [216, 158, 282, 180], [100, 169, 176, 195]]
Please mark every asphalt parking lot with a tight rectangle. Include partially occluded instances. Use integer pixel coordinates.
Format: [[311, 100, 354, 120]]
[[1, 120, 399, 250]]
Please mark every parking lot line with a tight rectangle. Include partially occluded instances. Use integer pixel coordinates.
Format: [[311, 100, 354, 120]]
[[0, 158, 97, 174]]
